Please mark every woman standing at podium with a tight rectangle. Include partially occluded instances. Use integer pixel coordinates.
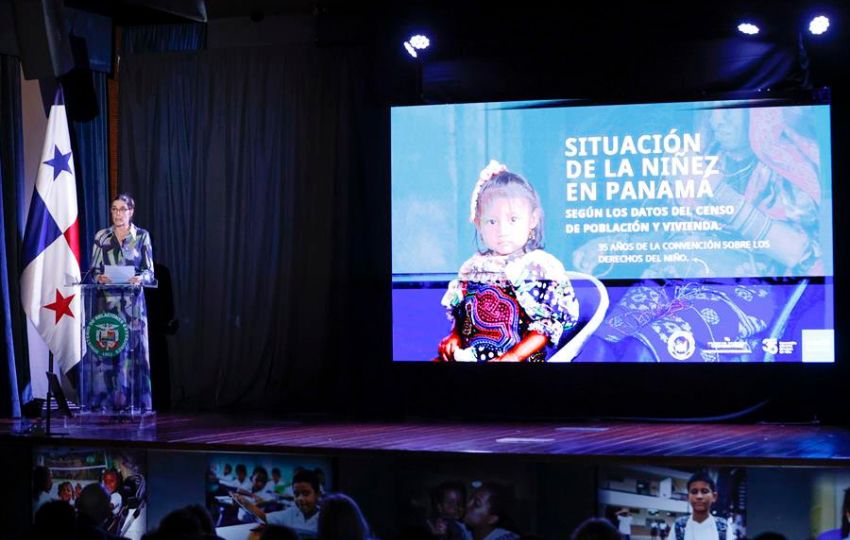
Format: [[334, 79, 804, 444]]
[[87, 193, 155, 414]]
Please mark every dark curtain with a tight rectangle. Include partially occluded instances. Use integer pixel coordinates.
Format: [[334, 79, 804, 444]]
[[122, 23, 207, 55], [67, 70, 109, 271], [119, 46, 374, 411], [0, 55, 27, 417]]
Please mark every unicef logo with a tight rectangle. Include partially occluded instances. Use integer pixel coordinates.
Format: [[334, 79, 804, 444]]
[[85, 313, 129, 357], [667, 330, 696, 361]]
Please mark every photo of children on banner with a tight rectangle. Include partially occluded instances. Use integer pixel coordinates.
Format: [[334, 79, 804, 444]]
[[599, 466, 745, 540], [813, 475, 850, 540], [438, 160, 579, 362], [398, 472, 534, 540], [208, 455, 329, 537], [574, 105, 824, 362], [32, 447, 148, 540]]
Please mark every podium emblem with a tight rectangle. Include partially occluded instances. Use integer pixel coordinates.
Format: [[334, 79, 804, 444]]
[[86, 313, 129, 357]]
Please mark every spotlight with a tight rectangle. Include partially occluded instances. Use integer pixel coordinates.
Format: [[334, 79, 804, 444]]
[[808, 15, 830, 35], [403, 34, 430, 58], [737, 22, 760, 35]]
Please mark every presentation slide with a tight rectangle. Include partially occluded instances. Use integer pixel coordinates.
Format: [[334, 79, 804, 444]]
[[392, 99, 833, 363]]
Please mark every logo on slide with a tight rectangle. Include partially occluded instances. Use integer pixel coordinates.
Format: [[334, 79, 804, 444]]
[[86, 313, 129, 357], [667, 330, 696, 360]]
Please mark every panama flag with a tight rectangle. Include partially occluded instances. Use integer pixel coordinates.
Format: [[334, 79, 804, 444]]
[[20, 87, 82, 389]]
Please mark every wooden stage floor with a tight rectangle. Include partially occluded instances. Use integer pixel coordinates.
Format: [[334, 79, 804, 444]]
[[3, 413, 850, 466]]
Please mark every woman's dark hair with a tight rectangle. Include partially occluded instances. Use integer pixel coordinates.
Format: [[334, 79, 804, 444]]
[[186, 504, 216, 535], [841, 487, 850, 539], [113, 193, 135, 210], [317, 492, 372, 540], [570, 518, 621, 540]]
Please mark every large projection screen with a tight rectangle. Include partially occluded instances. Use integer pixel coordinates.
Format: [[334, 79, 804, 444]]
[[392, 99, 833, 364]]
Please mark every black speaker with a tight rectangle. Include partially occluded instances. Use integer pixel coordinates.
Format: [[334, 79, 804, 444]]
[[12, 0, 74, 80]]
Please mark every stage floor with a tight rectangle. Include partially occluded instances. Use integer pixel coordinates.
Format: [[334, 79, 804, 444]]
[[4, 414, 850, 465]]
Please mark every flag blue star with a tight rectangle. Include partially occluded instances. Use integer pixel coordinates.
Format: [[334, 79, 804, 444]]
[[43, 145, 73, 180]]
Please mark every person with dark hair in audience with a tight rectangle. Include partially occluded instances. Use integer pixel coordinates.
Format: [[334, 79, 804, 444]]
[[317, 492, 373, 540], [142, 504, 222, 540], [186, 504, 218, 536], [237, 468, 322, 534], [258, 525, 300, 540], [672, 471, 727, 540], [33, 499, 76, 540], [76, 483, 130, 540], [463, 483, 520, 540], [570, 518, 621, 540], [752, 534, 787, 540], [425, 481, 467, 540], [142, 504, 220, 540], [33, 466, 54, 511], [842, 488, 850, 540]]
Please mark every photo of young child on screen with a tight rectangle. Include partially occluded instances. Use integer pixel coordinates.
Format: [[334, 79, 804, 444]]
[[438, 160, 579, 362]]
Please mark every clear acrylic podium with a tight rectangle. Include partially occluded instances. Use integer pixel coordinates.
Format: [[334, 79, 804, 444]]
[[77, 283, 156, 420]]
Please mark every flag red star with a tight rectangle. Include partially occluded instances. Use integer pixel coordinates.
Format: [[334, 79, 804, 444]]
[[43, 289, 75, 323]]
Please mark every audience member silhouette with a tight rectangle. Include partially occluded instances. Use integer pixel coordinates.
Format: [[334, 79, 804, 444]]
[[141, 504, 222, 540], [32, 499, 76, 540], [570, 518, 622, 540], [752, 534, 787, 540], [317, 493, 374, 540], [259, 525, 300, 540], [76, 483, 129, 540]]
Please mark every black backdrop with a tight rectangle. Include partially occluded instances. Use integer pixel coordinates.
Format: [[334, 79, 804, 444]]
[[117, 12, 850, 422], [120, 46, 389, 412]]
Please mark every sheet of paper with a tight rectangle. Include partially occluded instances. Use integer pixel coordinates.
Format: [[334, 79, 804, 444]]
[[104, 264, 136, 283]]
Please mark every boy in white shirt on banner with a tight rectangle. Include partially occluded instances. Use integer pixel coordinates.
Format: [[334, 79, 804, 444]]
[[673, 471, 727, 540]]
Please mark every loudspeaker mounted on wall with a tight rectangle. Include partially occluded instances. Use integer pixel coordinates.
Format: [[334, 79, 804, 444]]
[[12, 0, 75, 80]]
